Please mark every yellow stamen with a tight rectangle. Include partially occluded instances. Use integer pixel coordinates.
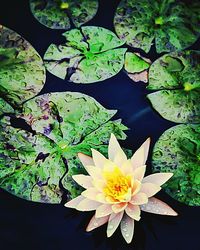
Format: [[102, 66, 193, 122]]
[[103, 166, 133, 202]]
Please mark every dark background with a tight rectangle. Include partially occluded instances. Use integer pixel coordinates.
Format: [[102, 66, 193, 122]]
[[0, 1, 199, 249]]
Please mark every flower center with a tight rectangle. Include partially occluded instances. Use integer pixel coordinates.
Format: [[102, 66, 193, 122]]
[[103, 166, 132, 202]]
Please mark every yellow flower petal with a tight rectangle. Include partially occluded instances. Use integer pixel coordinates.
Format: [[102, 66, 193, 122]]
[[91, 148, 107, 168], [107, 211, 124, 237], [133, 165, 146, 181], [140, 197, 178, 216], [76, 198, 101, 211], [142, 173, 173, 186], [96, 193, 108, 203], [131, 138, 150, 169], [78, 152, 94, 167], [132, 180, 141, 196], [125, 204, 141, 221], [86, 215, 109, 232], [108, 134, 127, 164], [64, 195, 84, 209], [121, 159, 133, 175], [112, 203, 127, 213], [84, 165, 102, 180], [93, 179, 106, 192], [95, 204, 113, 218], [81, 187, 100, 200], [140, 183, 161, 197], [72, 174, 93, 189], [120, 214, 135, 244], [130, 192, 148, 205]]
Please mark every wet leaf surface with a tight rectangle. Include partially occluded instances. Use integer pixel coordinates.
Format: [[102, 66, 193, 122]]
[[114, 0, 200, 53], [44, 26, 126, 83], [0, 25, 46, 109], [152, 124, 200, 206], [30, 0, 99, 30], [147, 51, 200, 123], [0, 92, 128, 203]]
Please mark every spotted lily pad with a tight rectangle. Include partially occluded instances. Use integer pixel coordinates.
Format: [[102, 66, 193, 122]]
[[114, 0, 200, 53], [124, 52, 151, 83], [147, 51, 200, 123], [44, 26, 127, 83], [30, 0, 98, 30], [0, 25, 46, 109], [152, 124, 200, 206], [0, 92, 128, 203]]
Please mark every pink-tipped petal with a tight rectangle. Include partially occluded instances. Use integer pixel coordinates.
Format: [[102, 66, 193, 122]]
[[120, 214, 135, 244], [91, 149, 107, 168], [108, 134, 127, 164], [107, 211, 124, 237], [112, 203, 127, 213], [131, 138, 150, 169], [76, 199, 101, 211], [84, 165, 102, 180], [140, 197, 178, 216], [130, 192, 148, 205], [81, 188, 100, 201], [78, 153, 94, 167], [72, 174, 93, 189], [133, 165, 146, 181], [125, 204, 141, 221], [142, 173, 173, 186], [64, 195, 84, 209], [140, 183, 161, 197], [95, 204, 113, 218], [86, 215, 109, 232]]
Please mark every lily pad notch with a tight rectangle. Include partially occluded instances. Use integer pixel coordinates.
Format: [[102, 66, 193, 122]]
[[44, 26, 127, 83]]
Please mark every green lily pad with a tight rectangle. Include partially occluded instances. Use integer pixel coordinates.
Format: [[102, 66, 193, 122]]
[[124, 52, 151, 83], [152, 124, 200, 206], [147, 51, 200, 123], [0, 92, 128, 203], [30, 0, 98, 30], [0, 98, 14, 116], [0, 25, 46, 108], [44, 26, 127, 83], [114, 0, 200, 53]]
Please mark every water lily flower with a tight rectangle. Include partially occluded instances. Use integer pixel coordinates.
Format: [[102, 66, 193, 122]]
[[65, 134, 177, 243]]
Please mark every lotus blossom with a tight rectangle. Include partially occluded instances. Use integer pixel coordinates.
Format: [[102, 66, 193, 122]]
[[65, 134, 177, 243]]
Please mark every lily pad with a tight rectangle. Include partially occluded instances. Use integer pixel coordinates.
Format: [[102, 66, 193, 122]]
[[44, 26, 127, 83], [114, 0, 200, 53], [152, 124, 200, 206], [147, 51, 200, 123], [124, 52, 151, 83], [30, 0, 98, 30], [0, 98, 14, 116], [0, 25, 46, 108], [0, 92, 128, 203]]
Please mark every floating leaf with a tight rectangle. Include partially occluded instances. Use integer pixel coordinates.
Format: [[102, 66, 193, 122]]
[[0, 92, 128, 203], [124, 52, 151, 83], [114, 0, 200, 53], [30, 0, 98, 30], [44, 26, 126, 83], [0, 25, 46, 108], [152, 124, 200, 206], [147, 51, 200, 123], [0, 98, 14, 116]]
